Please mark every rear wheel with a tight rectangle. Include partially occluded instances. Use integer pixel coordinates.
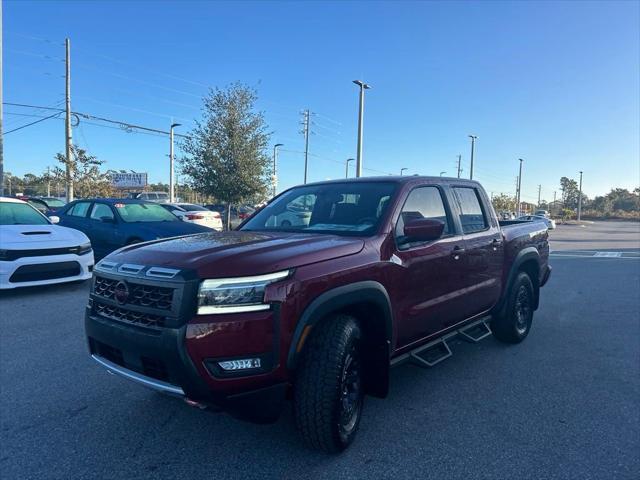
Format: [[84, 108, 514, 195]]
[[492, 272, 535, 343], [293, 314, 364, 453]]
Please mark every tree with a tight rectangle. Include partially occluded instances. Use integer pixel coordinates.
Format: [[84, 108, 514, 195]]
[[52, 145, 116, 199], [560, 176, 579, 209], [180, 83, 271, 229], [491, 193, 517, 212]]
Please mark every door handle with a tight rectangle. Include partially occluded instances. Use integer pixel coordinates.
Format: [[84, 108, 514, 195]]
[[452, 246, 465, 260], [492, 238, 503, 251]]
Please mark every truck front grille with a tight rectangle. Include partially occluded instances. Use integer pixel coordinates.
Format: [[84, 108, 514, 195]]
[[94, 300, 166, 328], [94, 276, 174, 310]]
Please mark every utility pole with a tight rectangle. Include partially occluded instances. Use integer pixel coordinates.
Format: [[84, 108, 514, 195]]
[[517, 158, 523, 216], [272, 143, 283, 197], [578, 171, 583, 221], [468, 135, 477, 180], [64, 38, 74, 202], [537, 184, 541, 207], [456, 154, 462, 178], [353, 80, 371, 178], [301, 109, 310, 184], [345, 158, 355, 178], [46, 167, 51, 196], [169, 123, 181, 202], [0, 0, 3, 196]]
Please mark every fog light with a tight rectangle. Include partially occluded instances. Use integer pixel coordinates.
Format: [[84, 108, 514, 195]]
[[218, 358, 261, 371]]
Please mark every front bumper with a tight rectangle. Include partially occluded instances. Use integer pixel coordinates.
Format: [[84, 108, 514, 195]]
[[0, 252, 94, 289], [85, 305, 288, 422]]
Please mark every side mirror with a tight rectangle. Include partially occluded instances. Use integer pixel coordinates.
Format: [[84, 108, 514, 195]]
[[403, 218, 445, 242], [49, 215, 60, 224], [100, 216, 115, 224]]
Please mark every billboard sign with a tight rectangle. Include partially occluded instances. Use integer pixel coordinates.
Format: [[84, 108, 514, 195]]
[[110, 172, 148, 189]]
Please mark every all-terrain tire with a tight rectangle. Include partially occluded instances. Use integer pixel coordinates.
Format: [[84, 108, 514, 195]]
[[491, 272, 535, 344], [293, 314, 364, 453]]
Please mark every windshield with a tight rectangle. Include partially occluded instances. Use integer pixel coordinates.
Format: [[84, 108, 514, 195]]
[[42, 198, 65, 207], [0, 202, 50, 225], [241, 181, 397, 236], [116, 202, 180, 222]]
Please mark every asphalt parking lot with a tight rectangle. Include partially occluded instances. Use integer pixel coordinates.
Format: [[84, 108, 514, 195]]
[[1, 221, 639, 480]]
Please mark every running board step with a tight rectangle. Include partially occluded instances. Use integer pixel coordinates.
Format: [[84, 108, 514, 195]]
[[458, 320, 492, 343], [410, 339, 452, 367], [390, 316, 493, 368]]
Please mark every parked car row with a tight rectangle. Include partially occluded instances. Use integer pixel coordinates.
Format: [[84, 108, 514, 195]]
[[0, 191, 272, 290], [56, 199, 211, 259], [159, 203, 223, 230], [204, 204, 256, 229]]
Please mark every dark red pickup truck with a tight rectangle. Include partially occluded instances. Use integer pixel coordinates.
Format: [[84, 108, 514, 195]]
[[86, 177, 551, 452]]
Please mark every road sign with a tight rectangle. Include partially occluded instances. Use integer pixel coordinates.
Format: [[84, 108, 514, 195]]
[[110, 172, 148, 188]]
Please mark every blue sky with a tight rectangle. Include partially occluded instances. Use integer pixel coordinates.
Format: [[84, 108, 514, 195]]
[[4, 0, 639, 202]]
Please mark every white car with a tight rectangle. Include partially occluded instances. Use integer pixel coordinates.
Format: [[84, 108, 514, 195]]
[[160, 203, 223, 231], [0, 197, 94, 289], [518, 214, 556, 230]]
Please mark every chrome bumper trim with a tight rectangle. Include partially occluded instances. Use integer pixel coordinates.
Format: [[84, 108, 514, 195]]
[[91, 354, 185, 397]]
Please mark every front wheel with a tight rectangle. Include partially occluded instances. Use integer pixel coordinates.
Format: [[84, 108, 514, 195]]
[[491, 272, 535, 343], [293, 314, 364, 453]]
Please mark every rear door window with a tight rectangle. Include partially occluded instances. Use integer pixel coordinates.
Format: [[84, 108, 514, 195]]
[[453, 187, 488, 234], [69, 202, 91, 217], [90, 203, 115, 221]]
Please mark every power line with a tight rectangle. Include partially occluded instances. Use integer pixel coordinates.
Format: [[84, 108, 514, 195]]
[[75, 64, 203, 99], [73, 46, 211, 89], [75, 95, 192, 122], [5, 48, 64, 62], [3, 101, 190, 138], [5, 112, 62, 134]]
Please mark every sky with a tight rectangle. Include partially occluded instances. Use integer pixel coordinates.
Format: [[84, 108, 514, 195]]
[[3, 0, 639, 203]]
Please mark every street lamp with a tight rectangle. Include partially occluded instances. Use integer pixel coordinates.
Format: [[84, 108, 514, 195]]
[[400, 167, 408, 176], [272, 143, 284, 197], [345, 158, 355, 178], [578, 171, 583, 221], [517, 158, 524, 216], [440, 171, 447, 177], [169, 122, 181, 202], [468, 135, 478, 180], [353, 80, 371, 178]]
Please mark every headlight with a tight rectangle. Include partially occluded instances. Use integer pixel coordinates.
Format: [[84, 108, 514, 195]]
[[197, 270, 290, 315], [77, 242, 92, 255]]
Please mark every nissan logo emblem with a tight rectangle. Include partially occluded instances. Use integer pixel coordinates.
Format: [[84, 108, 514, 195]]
[[113, 281, 130, 305]]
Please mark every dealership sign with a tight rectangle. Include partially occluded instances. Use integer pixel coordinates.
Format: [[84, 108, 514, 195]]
[[110, 172, 148, 188]]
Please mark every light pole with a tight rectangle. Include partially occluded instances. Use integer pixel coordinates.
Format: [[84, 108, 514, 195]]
[[400, 167, 407, 176], [578, 171, 583, 221], [440, 171, 447, 177], [345, 158, 355, 178], [468, 135, 478, 180], [353, 80, 371, 178], [517, 158, 524, 216], [272, 143, 283, 197], [169, 122, 181, 203]]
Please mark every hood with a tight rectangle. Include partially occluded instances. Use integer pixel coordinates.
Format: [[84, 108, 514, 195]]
[[106, 231, 365, 277], [0, 224, 89, 250]]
